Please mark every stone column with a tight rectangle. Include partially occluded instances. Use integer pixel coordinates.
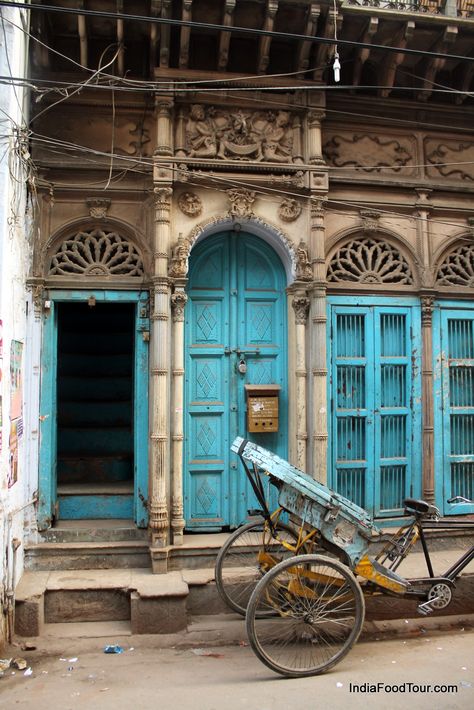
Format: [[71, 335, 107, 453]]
[[291, 290, 310, 471], [421, 294, 435, 504], [149, 186, 172, 567], [307, 109, 325, 165], [170, 286, 188, 545], [310, 199, 328, 483]]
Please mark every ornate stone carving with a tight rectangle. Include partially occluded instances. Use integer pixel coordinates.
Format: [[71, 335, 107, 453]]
[[178, 191, 202, 217], [86, 198, 110, 219], [171, 291, 188, 321], [227, 188, 256, 217], [185, 104, 295, 163], [327, 238, 413, 284], [421, 295, 435, 326], [295, 241, 313, 281], [425, 139, 474, 182], [168, 235, 190, 278], [436, 244, 474, 286], [360, 209, 381, 232], [323, 133, 415, 174], [292, 295, 310, 324], [153, 186, 173, 208], [279, 197, 302, 223], [49, 229, 144, 276]]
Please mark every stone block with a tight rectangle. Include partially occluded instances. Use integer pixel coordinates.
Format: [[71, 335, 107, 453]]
[[130, 591, 187, 634], [15, 595, 44, 637]]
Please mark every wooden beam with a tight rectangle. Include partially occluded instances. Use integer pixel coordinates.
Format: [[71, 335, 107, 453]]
[[455, 61, 474, 105], [218, 0, 236, 72], [378, 21, 414, 98], [297, 3, 320, 73], [116, 0, 124, 76], [258, 1, 278, 75], [159, 0, 172, 68], [150, 0, 160, 75], [77, 1, 88, 68], [179, 0, 192, 69], [312, 9, 341, 82], [352, 16, 378, 88], [417, 25, 458, 101]]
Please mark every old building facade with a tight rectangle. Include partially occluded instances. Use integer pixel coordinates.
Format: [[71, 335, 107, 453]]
[[1, 0, 473, 592]]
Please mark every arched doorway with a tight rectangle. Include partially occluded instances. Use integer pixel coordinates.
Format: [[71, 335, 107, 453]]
[[184, 231, 288, 529]]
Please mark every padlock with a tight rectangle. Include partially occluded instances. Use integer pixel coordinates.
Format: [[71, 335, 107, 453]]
[[238, 358, 247, 374]]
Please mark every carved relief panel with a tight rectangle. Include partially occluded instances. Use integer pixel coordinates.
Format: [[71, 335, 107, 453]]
[[184, 104, 298, 163], [323, 131, 417, 176], [425, 139, 474, 182]]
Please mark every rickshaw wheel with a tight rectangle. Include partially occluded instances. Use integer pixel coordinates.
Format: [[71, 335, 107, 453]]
[[215, 519, 304, 617], [246, 554, 365, 677]]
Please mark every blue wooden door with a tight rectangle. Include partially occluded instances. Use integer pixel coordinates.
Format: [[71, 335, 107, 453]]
[[37, 290, 149, 529], [184, 232, 287, 529], [435, 307, 474, 515], [328, 300, 421, 518]]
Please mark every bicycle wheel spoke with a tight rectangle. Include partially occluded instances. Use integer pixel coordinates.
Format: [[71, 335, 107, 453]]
[[246, 554, 365, 677]]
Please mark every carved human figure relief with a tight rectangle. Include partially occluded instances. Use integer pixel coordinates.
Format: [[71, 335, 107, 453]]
[[227, 188, 257, 217], [279, 197, 302, 223], [178, 191, 202, 217]]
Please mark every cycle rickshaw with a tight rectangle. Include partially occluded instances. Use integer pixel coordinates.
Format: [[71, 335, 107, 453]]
[[215, 437, 474, 678]]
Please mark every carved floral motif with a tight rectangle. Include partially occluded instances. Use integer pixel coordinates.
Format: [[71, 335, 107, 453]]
[[171, 291, 188, 321], [185, 104, 295, 163], [86, 198, 110, 219], [227, 188, 256, 217], [178, 191, 202, 217], [292, 295, 310, 324], [49, 229, 144, 276], [323, 133, 415, 173], [327, 238, 413, 284], [279, 197, 302, 222]]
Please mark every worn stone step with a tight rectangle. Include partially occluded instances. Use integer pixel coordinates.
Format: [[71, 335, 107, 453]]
[[38, 518, 147, 543], [24, 540, 150, 571]]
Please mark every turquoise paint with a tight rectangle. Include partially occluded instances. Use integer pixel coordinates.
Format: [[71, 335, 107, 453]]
[[59, 494, 134, 519], [184, 232, 288, 529], [327, 297, 422, 519], [433, 302, 474, 516], [38, 290, 149, 528]]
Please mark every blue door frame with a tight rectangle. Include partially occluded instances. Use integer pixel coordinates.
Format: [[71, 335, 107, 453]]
[[327, 296, 422, 519], [433, 301, 474, 516], [184, 232, 288, 529], [38, 290, 149, 529]]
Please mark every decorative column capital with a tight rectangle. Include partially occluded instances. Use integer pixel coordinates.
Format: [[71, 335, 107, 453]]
[[421, 295, 435, 326], [292, 294, 310, 325], [171, 291, 188, 322], [308, 109, 326, 127], [154, 186, 173, 207]]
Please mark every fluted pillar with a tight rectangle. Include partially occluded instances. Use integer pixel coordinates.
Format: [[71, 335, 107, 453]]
[[149, 186, 172, 557], [170, 287, 188, 545], [421, 295, 435, 504], [310, 199, 328, 482], [291, 290, 310, 470]]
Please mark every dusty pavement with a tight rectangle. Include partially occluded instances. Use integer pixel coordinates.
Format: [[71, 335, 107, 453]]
[[0, 628, 473, 710]]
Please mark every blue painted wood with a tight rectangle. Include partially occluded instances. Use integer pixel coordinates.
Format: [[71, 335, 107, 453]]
[[59, 494, 134, 519], [38, 290, 149, 528], [327, 297, 422, 519], [38, 302, 58, 530], [184, 232, 287, 529], [434, 304, 474, 516]]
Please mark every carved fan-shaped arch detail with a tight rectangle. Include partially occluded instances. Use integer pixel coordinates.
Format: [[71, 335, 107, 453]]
[[436, 244, 474, 287], [327, 238, 413, 284], [49, 229, 144, 277]]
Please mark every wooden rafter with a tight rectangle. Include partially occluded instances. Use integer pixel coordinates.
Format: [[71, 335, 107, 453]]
[[297, 2, 320, 73], [352, 16, 378, 88], [77, 0, 88, 68], [179, 0, 192, 69], [150, 0, 160, 75], [218, 0, 236, 72], [455, 61, 474, 105], [313, 9, 341, 82], [417, 25, 458, 101], [378, 21, 414, 98], [116, 0, 124, 76], [158, 0, 172, 68], [258, 1, 278, 74]]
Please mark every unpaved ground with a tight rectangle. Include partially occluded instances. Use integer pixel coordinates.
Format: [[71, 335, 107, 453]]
[[1, 629, 473, 710]]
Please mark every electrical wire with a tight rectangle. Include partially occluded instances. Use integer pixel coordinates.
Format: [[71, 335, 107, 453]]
[[0, 0, 473, 65]]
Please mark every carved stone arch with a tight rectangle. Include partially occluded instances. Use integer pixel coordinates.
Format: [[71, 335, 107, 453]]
[[435, 236, 474, 288], [169, 214, 299, 285], [326, 230, 417, 286], [42, 219, 152, 281]]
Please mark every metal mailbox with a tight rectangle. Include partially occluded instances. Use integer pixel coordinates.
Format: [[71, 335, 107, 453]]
[[245, 384, 280, 432]]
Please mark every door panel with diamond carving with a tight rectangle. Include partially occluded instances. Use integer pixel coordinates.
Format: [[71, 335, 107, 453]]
[[184, 232, 287, 529]]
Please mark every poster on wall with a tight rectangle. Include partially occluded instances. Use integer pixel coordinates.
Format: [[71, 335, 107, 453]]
[[10, 340, 23, 422], [8, 419, 18, 488]]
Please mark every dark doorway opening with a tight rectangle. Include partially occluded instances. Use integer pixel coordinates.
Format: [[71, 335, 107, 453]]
[[56, 302, 135, 518]]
